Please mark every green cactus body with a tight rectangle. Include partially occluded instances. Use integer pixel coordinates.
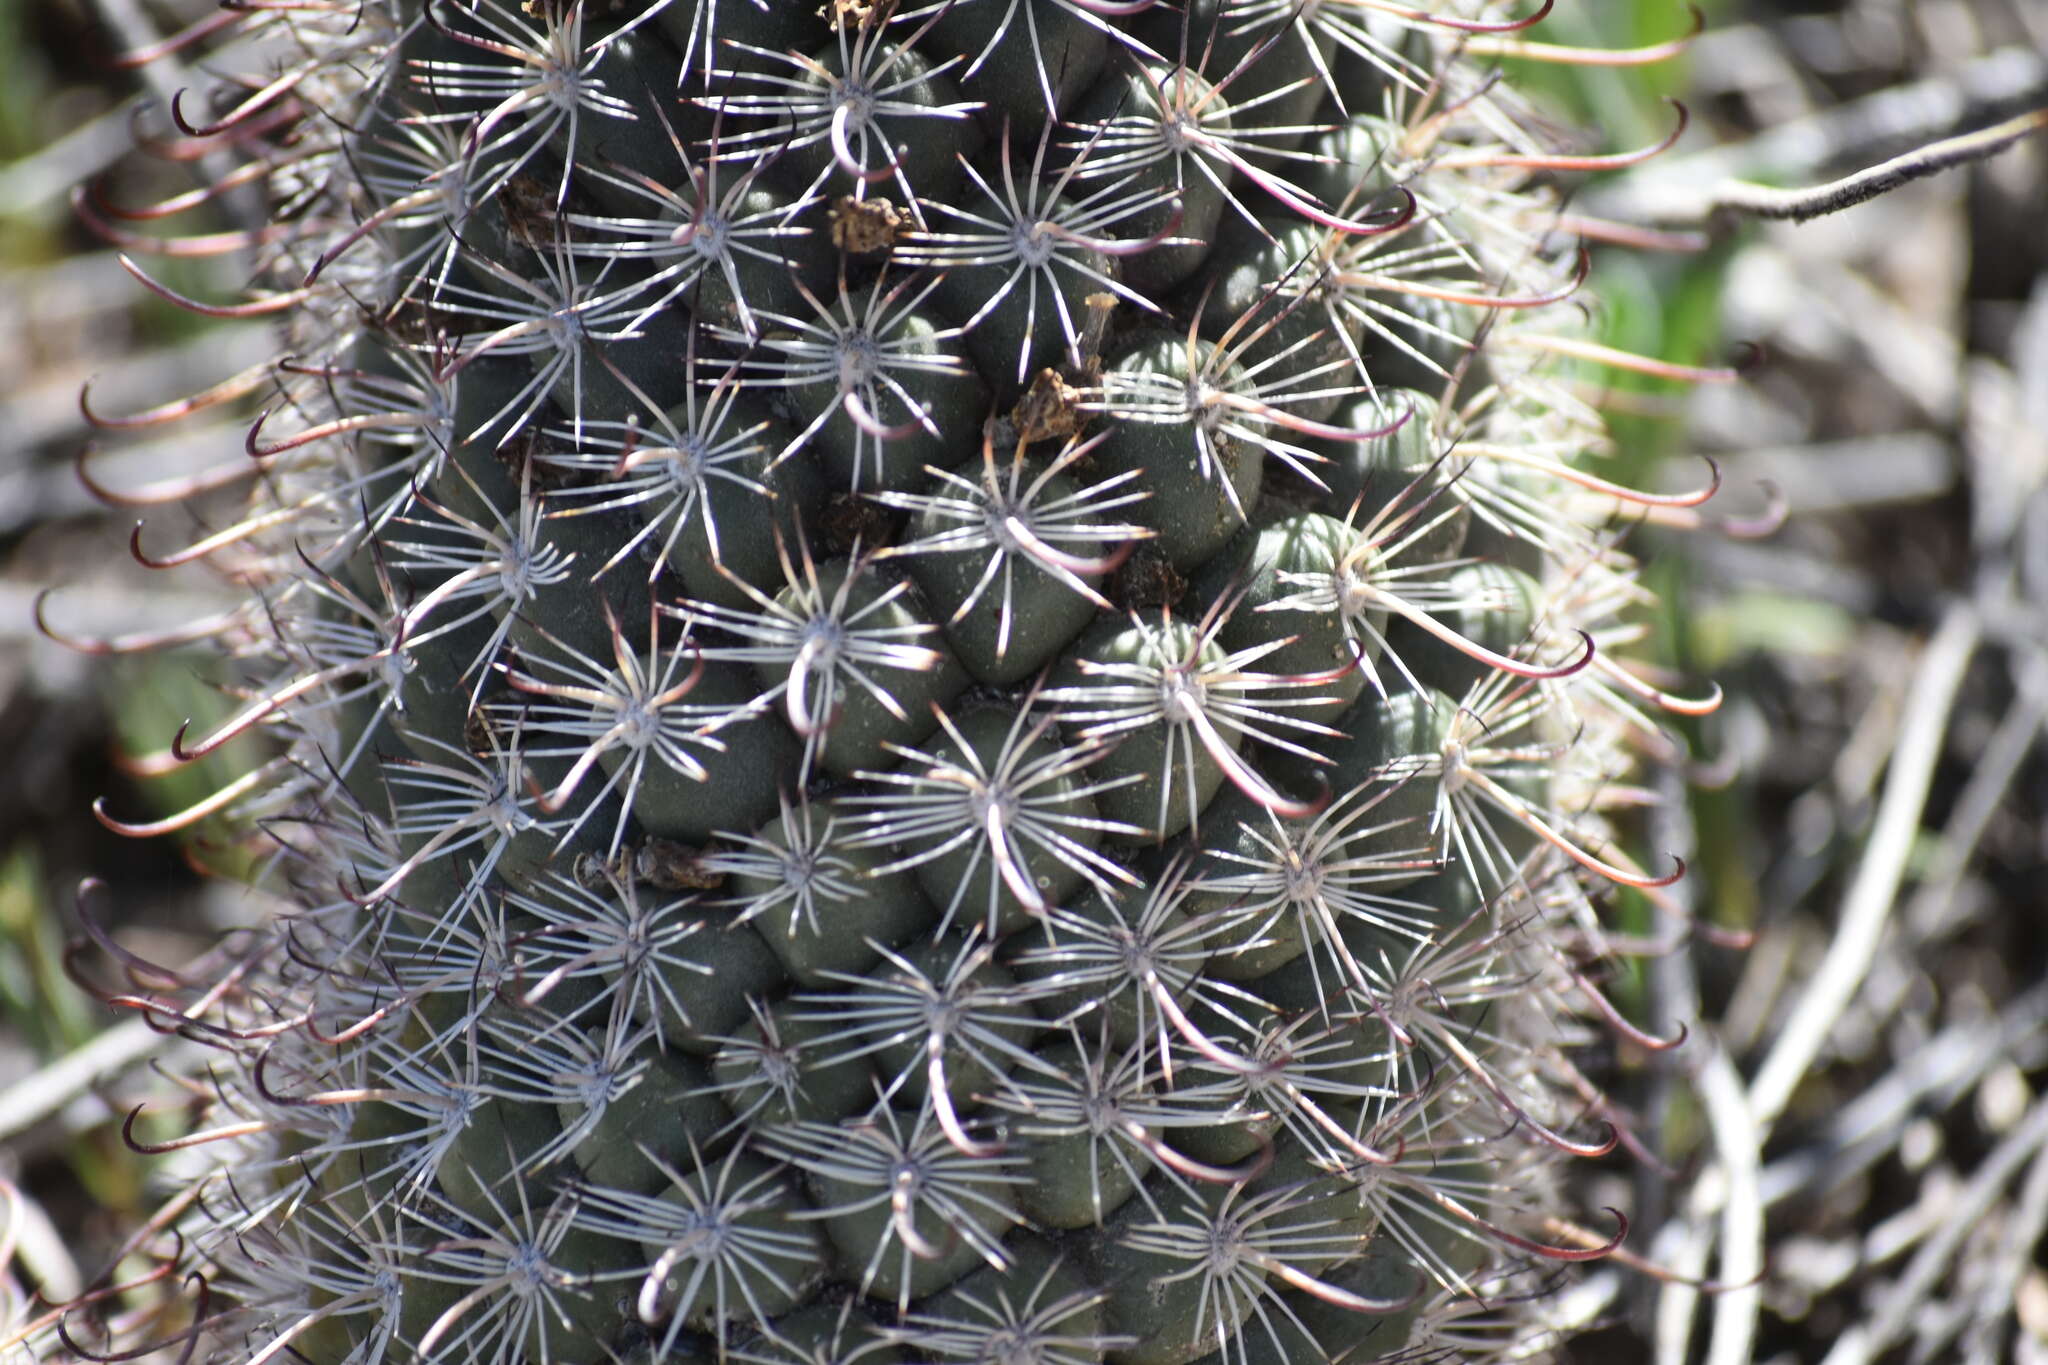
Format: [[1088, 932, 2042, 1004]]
[[55, 1, 1726, 1361]]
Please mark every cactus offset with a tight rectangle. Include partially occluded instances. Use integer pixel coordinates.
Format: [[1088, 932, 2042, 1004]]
[[50, 1, 1729, 1362]]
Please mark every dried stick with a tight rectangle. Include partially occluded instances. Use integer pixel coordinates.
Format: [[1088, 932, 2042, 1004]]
[[1963, 1132, 2048, 1364], [1748, 604, 1981, 1129], [1707, 107, 2048, 223], [0, 1017, 165, 1143], [1590, 45, 2047, 225], [1818, 1094, 2048, 1365], [1698, 1044, 1764, 1365]]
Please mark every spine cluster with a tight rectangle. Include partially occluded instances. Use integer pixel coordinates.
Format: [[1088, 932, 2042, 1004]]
[[35, 2, 1736, 1362]]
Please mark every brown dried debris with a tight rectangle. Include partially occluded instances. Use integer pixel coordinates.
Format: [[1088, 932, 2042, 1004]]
[[830, 195, 906, 255], [1011, 368, 1086, 446]]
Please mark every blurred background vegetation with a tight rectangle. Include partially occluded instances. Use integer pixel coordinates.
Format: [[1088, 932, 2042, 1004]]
[[0, 0, 2042, 1360]]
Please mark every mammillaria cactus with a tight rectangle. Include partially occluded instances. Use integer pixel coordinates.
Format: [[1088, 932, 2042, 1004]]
[[41, 0, 1743, 1360]]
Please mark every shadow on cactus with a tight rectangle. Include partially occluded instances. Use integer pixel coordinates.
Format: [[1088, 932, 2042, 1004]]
[[32, 0, 1752, 1361]]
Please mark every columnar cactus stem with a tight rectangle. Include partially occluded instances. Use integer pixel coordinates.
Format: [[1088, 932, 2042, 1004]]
[[36, 1, 1741, 1362]]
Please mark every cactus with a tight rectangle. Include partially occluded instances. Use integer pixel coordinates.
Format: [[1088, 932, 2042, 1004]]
[[46, 1, 1735, 1361]]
